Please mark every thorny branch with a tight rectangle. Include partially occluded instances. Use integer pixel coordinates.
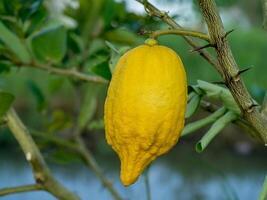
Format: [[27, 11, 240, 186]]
[[136, 0, 222, 74], [197, 0, 267, 144], [137, 0, 267, 144]]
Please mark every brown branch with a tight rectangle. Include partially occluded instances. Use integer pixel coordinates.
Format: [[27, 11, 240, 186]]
[[15, 61, 108, 84], [31, 130, 123, 200], [197, 0, 267, 144], [5, 108, 80, 200], [150, 29, 211, 42], [74, 136, 123, 200], [136, 0, 222, 74]]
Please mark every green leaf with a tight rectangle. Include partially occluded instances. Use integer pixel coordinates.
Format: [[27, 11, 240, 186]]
[[197, 80, 241, 115], [78, 84, 99, 130], [87, 55, 111, 80], [104, 28, 143, 45], [185, 92, 201, 118], [26, 6, 47, 35], [47, 110, 72, 133], [106, 41, 130, 73], [68, 33, 85, 53], [196, 111, 237, 153], [182, 107, 227, 137], [0, 21, 31, 63], [31, 25, 67, 63], [0, 91, 15, 119], [27, 80, 46, 112], [18, 0, 43, 21], [0, 61, 12, 74], [88, 119, 104, 131]]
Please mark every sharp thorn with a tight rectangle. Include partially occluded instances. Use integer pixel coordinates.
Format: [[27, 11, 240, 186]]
[[211, 81, 226, 85], [190, 43, 215, 52], [247, 103, 259, 113], [230, 67, 252, 82], [223, 29, 235, 39], [237, 67, 252, 76]]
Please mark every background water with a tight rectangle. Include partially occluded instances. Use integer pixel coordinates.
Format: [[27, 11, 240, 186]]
[[0, 145, 266, 200]]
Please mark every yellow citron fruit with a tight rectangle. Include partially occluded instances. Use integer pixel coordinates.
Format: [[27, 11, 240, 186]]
[[104, 38, 187, 186]]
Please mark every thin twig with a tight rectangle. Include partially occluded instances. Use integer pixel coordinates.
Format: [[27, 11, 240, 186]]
[[14, 61, 107, 84], [31, 130, 78, 150], [0, 184, 42, 197], [150, 29, 211, 42], [31, 130, 123, 200], [75, 136, 123, 200], [29, 62, 108, 84]]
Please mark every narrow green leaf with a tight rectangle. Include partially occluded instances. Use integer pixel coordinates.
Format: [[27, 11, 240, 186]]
[[182, 107, 227, 136], [0, 91, 15, 119], [0, 21, 31, 63], [31, 25, 67, 63], [0, 61, 12, 74], [197, 80, 241, 114], [185, 92, 201, 118], [27, 81, 46, 111], [196, 111, 237, 153], [47, 110, 72, 133], [187, 92, 196, 102], [88, 119, 104, 131], [105, 41, 120, 53], [78, 84, 99, 130], [90, 61, 112, 80], [104, 28, 143, 45], [107, 43, 130, 73]]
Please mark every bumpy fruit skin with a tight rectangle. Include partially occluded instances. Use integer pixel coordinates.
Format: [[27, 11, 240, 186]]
[[104, 39, 187, 186]]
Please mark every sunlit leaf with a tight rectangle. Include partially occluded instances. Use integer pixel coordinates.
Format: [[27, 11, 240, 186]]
[[31, 25, 67, 63], [196, 111, 237, 153], [0, 21, 31, 63], [197, 80, 241, 115], [185, 92, 201, 118], [78, 84, 99, 130], [106, 41, 130, 73]]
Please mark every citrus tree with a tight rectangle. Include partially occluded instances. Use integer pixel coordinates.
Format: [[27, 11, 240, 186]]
[[0, 0, 266, 199]]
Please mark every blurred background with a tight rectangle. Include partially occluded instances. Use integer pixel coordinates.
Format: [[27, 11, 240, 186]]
[[0, 0, 266, 199]]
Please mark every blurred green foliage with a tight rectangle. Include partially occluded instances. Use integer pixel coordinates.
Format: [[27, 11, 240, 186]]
[[0, 0, 266, 151]]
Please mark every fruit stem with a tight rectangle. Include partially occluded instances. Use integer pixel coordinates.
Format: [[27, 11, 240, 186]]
[[150, 29, 211, 42]]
